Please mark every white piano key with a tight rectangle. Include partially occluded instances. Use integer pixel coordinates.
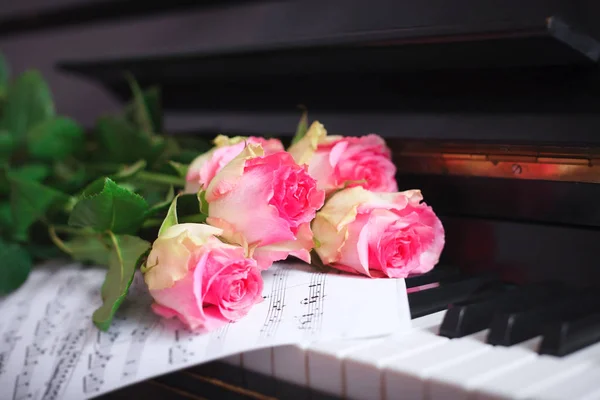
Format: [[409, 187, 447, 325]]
[[220, 354, 242, 366], [472, 356, 592, 400], [515, 335, 543, 352], [273, 343, 309, 386], [241, 348, 273, 376], [525, 365, 600, 400], [564, 341, 600, 364], [345, 331, 448, 400], [427, 347, 536, 400], [411, 310, 447, 333], [384, 336, 490, 400], [305, 312, 445, 398], [307, 338, 382, 397]]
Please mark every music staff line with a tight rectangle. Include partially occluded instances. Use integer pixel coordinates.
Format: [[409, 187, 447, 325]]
[[13, 275, 79, 400], [259, 266, 291, 341], [297, 273, 327, 336]]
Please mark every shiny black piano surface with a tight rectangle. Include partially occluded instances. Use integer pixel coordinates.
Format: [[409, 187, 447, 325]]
[[8, 0, 600, 398]]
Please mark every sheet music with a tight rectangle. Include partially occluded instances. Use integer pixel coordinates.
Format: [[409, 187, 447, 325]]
[[0, 261, 410, 399]]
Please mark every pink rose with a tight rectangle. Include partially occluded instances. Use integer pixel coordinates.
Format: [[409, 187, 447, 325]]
[[185, 135, 284, 193], [288, 122, 398, 194], [143, 223, 263, 330], [204, 143, 325, 269], [312, 186, 444, 278]]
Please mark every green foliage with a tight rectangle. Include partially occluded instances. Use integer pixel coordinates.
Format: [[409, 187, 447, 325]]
[[63, 234, 111, 266], [0, 240, 32, 294], [52, 160, 87, 192], [157, 192, 208, 235], [9, 173, 70, 241], [0, 202, 12, 232], [1, 70, 54, 142], [198, 190, 209, 215], [11, 164, 51, 182], [145, 186, 174, 218], [95, 117, 156, 164], [0, 131, 15, 162], [168, 161, 188, 178], [92, 233, 150, 331], [27, 117, 84, 161], [290, 109, 308, 145], [0, 54, 9, 97], [111, 160, 147, 181], [69, 178, 149, 234], [0, 55, 217, 330], [125, 75, 162, 134], [159, 194, 179, 236]]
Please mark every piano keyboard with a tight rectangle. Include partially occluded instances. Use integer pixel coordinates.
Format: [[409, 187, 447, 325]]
[[218, 268, 600, 400]]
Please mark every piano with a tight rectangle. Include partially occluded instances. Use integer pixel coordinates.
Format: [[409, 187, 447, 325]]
[[5, 1, 600, 398]]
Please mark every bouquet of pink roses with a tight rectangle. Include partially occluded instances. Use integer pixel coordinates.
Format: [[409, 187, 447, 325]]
[[0, 58, 442, 332], [142, 120, 445, 331]]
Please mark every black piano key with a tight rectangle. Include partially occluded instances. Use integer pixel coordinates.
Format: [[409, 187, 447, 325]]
[[408, 275, 502, 319], [439, 283, 562, 338], [405, 266, 461, 288], [539, 311, 600, 357], [487, 290, 600, 346]]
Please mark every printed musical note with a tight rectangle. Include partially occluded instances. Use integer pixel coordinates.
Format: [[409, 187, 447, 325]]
[[0, 302, 28, 377], [169, 326, 207, 365], [13, 275, 77, 400], [296, 272, 327, 336], [42, 324, 88, 400], [259, 265, 291, 342], [121, 316, 156, 380], [82, 314, 127, 394]]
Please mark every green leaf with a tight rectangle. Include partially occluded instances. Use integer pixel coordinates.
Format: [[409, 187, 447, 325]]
[[142, 87, 162, 133], [162, 193, 206, 226], [1, 70, 55, 141], [151, 136, 179, 167], [27, 117, 84, 161], [111, 159, 147, 181], [198, 190, 209, 215], [125, 75, 161, 134], [0, 163, 52, 195], [64, 234, 111, 266], [0, 130, 15, 161], [69, 178, 149, 234], [25, 243, 63, 260], [9, 173, 70, 241], [11, 163, 51, 182], [0, 53, 9, 94], [0, 240, 32, 295], [168, 160, 188, 178], [95, 116, 155, 164], [158, 194, 179, 236], [179, 214, 207, 224], [145, 186, 175, 218], [0, 201, 12, 233], [291, 108, 308, 145], [92, 233, 150, 331], [52, 160, 86, 192]]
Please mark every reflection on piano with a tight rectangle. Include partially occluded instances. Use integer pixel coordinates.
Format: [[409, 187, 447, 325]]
[[5, 0, 600, 399]]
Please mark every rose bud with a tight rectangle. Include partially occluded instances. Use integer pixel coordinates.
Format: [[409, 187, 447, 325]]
[[143, 223, 263, 330], [288, 122, 398, 194], [312, 186, 444, 278], [204, 143, 325, 269], [185, 135, 284, 194]]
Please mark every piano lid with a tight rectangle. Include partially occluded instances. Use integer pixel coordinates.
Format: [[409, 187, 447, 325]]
[[55, 0, 600, 143]]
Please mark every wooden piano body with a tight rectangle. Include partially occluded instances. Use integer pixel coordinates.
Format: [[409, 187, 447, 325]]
[[3, 1, 600, 398]]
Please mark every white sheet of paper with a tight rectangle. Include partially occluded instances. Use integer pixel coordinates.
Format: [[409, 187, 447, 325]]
[[0, 261, 410, 399]]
